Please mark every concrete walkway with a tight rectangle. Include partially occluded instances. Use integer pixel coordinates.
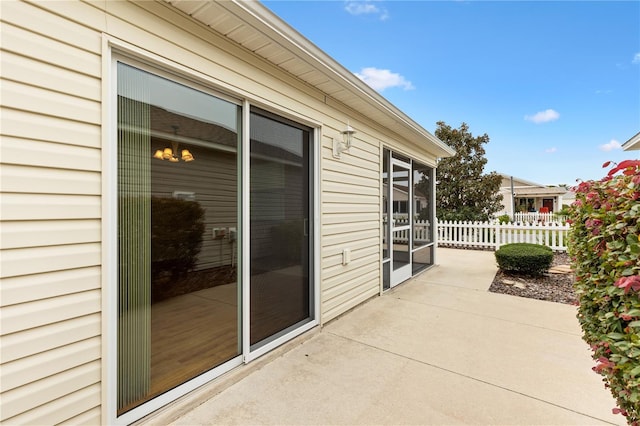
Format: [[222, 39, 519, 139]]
[[151, 248, 621, 425]]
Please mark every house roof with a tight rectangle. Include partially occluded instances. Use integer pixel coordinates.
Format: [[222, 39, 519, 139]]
[[499, 173, 544, 188], [513, 187, 568, 197], [164, 0, 455, 159], [499, 173, 568, 197], [623, 131, 640, 151]]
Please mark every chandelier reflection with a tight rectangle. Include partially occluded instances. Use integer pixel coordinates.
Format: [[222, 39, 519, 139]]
[[153, 126, 195, 163]]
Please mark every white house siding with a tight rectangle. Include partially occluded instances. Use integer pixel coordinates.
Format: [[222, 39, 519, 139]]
[[321, 134, 382, 322], [0, 0, 442, 422], [1, 0, 104, 423]]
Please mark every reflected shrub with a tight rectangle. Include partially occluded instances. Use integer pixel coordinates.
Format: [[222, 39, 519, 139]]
[[151, 196, 205, 279]]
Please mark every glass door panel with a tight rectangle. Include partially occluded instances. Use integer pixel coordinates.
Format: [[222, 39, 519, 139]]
[[249, 111, 313, 348], [392, 230, 410, 271], [117, 63, 241, 415], [412, 163, 433, 248], [390, 161, 412, 286], [411, 162, 434, 275]]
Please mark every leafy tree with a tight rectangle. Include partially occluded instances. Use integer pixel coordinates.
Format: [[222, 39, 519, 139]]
[[434, 121, 502, 221]]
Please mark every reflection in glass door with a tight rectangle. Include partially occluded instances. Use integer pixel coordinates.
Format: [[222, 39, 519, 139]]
[[390, 160, 412, 286], [116, 63, 241, 415], [249, 110, 313, 348]]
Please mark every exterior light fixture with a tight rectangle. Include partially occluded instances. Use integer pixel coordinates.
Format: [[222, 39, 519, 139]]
[[153, 126, 195, 163], [332, 121, 356, 159]]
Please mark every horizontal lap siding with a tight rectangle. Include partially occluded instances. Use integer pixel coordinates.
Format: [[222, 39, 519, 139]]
[[0, 0, 103, 423], [321, 136, 381, 323]]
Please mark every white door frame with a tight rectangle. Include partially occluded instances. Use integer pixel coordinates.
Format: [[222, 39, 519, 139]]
[[390, 158, 412, 286]]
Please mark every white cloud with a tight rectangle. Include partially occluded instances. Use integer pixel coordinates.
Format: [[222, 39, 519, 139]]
[[545, 147, 557, 153], [595, 89, 612, 94], [355, 67, 414, 91], [345, 1, 389, 20], [599, 139, 622, 152], [524, 109, 560, 124], [633, 52, 640, 64]]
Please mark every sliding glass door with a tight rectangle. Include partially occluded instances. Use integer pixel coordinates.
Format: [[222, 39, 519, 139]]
[[249, 110, 314, 348], [115, 61, 316, 421], [117, 63, 241, 414]]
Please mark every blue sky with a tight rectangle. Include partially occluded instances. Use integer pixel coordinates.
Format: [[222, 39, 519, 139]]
[[262, 0, 640, 186]]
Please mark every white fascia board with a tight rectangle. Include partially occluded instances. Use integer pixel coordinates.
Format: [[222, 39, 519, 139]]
[[233, 1, 455, 157], [623, 131, 640, 151]]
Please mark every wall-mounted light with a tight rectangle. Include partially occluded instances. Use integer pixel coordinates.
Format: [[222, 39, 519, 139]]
[[153, 126, 195, 163], [332, 121, 356, 159]]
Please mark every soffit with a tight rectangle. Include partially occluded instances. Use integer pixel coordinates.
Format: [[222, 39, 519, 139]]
[[623, 132, 640, 151], [165, 0, 455, 158]]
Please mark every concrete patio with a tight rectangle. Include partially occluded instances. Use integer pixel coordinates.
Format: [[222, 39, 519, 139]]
[[144, 248, 622, 425]]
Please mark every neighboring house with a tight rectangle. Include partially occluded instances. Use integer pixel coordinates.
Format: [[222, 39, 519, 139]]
[[387, 184, 428, 217], [0, 1, 454, 425], [623, 131, 640, 151], [498, 174, 569, 216]]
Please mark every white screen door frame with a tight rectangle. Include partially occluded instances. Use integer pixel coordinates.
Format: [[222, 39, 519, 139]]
[[390, 158, 412, 286]]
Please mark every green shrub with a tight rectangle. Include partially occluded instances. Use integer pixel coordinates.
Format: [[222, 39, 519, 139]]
[[568, 160, 640, 423], [495, 243, 553, 276], [497, 214, 511, 224]]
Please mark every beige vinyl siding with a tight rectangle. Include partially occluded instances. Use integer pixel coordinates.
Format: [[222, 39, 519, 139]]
[[0, 0, 103, 423], [1, 313, 101, 367], [2, 383, 101, 426], [320, 135, 382, 322], [1, 0, 443, 422], [0, 360, 101, 422]]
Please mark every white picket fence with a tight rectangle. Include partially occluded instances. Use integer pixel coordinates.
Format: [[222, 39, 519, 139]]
[[391, 220, 433, 244], [436, 219, 570, 252], [512, 212, 567, 224]]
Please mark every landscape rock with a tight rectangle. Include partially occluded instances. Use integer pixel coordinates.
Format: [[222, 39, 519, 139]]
[[489, 252, 577, 305]]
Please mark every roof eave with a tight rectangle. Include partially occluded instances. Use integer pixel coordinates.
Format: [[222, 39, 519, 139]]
[[165, 0, 455, 158], [623, 131, 640, 151]]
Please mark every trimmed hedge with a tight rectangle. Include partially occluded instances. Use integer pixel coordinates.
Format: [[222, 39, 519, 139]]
[[495, 243, 553, 276], [568, 160, 640, 423]]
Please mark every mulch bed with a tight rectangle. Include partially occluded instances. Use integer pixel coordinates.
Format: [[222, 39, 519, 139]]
[[488, 252, 578, 305]]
